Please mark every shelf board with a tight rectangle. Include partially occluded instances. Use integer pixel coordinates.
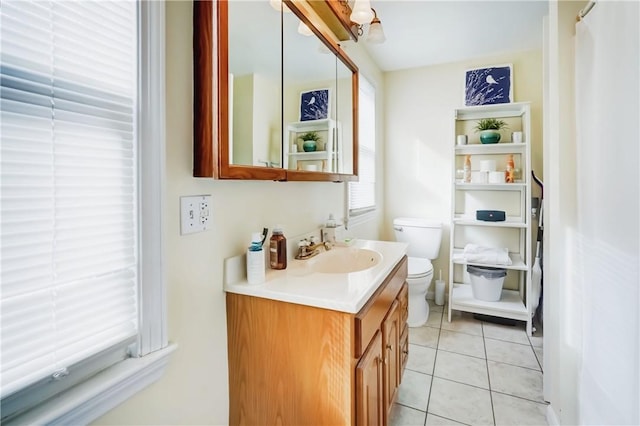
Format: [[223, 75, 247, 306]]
[[289, 150, 329, 156], [455, 182, 526, 191], [287, 119, 334, 131], [450, 283, 529, 320], [453, 216, 526, 228], [454, 102, 530, 120], [451, 249, 528, 270], [455, 143, 526, 155]]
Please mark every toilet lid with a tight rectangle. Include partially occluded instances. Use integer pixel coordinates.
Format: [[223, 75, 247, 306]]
[[408, 257, 433, 277]]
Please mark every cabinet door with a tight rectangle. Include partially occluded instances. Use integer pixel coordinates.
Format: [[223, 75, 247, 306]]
[[356, 331, 384, 426], [382, 300, 401, 415]]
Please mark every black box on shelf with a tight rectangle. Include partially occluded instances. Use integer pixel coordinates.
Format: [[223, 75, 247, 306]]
[[476, 210, 506, 222]]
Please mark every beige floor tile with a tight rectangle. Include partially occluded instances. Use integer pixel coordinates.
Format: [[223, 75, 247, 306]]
[[427, 308, 444, 328], [397, 369, 432, 411], [409, 325, 440, 348], [426, 413, 468, 425], [441, 311, 483, 336], [407, 344, 437, 375], [529, 334, 544, 349], [434, 350, 489, 389], [488, 361, 544, 402], [438, 329, 485, 358], [431, 302, 445, 313], [485, 338, 540, 370], [491, 392, 548, 426], [389, 403, 427, 426], [428, 377, 494, 426], [533, 347, 544, 370], [482, 322, 530, 345]]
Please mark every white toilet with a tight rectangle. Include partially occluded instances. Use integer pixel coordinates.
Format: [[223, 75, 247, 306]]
[[393, 217, 443, 327]]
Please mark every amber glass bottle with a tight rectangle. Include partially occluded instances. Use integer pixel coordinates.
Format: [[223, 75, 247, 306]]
[[269, 226, 287, 269], [506, 154, 515, 183]]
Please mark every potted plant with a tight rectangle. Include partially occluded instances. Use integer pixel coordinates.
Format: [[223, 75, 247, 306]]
[[474, 118, 508, 144], [299, 131, 321, 152]]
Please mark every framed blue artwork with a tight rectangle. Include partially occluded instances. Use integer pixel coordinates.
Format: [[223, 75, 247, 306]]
[[464, 64, 513, 106], [299, 88, 330, 121]]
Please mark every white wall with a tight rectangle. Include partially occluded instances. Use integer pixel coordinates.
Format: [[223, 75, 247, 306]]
[[384, 50, 543, 283], [94, 2, 383, 424]]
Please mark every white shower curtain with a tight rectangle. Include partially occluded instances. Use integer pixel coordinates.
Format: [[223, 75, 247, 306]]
[[575, 2, 639, 424]]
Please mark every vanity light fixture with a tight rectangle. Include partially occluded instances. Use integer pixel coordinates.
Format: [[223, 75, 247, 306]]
[[366, 9, 385, 44], [350, 0, 374, 25], [347, 1, 386, 44]]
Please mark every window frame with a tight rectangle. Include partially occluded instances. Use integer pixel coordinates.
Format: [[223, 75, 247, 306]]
[[347, 74, 377, 226], [2, 2, 174, 424]]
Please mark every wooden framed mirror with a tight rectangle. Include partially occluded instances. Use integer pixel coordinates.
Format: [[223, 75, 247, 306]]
[[193, 0, 358, 181]]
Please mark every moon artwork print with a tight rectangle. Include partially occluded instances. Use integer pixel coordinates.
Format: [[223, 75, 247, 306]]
[[464, 65, 513, 106], [300, 89, 330, 121]]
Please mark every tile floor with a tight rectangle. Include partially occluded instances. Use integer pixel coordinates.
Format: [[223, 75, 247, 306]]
[[389, 303, 547, 426]]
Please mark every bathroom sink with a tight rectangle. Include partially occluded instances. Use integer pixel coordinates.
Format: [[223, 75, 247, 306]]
[[311, 248, 382, 274]]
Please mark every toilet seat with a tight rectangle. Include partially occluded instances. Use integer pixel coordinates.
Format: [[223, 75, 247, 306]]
[[407, 257, 433, 279]]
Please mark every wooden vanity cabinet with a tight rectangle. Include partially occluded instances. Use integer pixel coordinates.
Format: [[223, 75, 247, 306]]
[[226, 256, 408, 425]]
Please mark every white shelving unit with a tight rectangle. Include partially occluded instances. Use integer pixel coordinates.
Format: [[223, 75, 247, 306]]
[[448, 102, 533, 336], [283, 119, 342, 173]]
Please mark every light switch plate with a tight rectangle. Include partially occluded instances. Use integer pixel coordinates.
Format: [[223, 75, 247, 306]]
[[180, 195, 212, 235]]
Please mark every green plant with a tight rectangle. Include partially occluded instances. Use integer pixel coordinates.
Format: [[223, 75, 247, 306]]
[[298, 131, 321, 142], [474, 118, 508, 132]]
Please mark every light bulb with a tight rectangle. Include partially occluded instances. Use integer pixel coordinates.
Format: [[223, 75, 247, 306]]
[[350, 0, 374, 25]]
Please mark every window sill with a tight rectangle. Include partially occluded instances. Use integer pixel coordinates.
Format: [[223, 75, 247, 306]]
[[6, 344, 177, 426], [346, 208, 377, 229]]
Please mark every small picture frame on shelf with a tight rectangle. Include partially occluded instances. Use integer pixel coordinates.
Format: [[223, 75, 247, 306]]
[[299, 88, 330, 121], [464, 64, 513, 106]]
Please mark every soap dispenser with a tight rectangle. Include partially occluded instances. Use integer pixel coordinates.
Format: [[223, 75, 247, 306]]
[[246, 232, 265, 285], [323, 214, 342, 244]]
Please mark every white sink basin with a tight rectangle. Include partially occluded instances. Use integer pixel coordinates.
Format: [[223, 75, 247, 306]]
[[311, 248, 382, 274]]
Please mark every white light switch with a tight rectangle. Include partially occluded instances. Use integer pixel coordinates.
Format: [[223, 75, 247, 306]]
[[180, 195, 212, 235]]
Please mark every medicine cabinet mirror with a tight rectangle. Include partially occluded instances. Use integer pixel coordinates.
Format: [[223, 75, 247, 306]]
[[193, 0, 359, 181]]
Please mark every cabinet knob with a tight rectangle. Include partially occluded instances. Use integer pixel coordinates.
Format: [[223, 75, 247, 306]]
[[403, 349, 409, 355], [386, 344, 393, 351]]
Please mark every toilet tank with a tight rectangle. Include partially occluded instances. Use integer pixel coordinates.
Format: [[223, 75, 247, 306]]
[[393, 217, 442, 259]]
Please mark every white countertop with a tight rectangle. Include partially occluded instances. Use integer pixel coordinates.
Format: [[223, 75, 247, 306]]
[[223, 239, 409, 313]]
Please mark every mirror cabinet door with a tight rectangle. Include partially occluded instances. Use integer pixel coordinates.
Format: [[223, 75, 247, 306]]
[[228, 1, 282, 169], [282, 7, 338, 174]]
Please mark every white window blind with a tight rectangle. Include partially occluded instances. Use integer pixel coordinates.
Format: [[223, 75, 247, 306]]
[[348, 76, 376, 214], [1, 0, 139, 403]]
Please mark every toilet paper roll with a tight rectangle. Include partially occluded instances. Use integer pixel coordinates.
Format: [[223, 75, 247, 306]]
[[489, 171, 506, 183], [480, 160, 497, 172], [471, 171, 489, 184]]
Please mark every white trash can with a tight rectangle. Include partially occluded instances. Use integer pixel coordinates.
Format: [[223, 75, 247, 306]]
[[467, 265, 507, 302]]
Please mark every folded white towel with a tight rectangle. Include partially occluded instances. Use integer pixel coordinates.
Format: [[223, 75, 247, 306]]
[[461, 243, 512, 265]]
